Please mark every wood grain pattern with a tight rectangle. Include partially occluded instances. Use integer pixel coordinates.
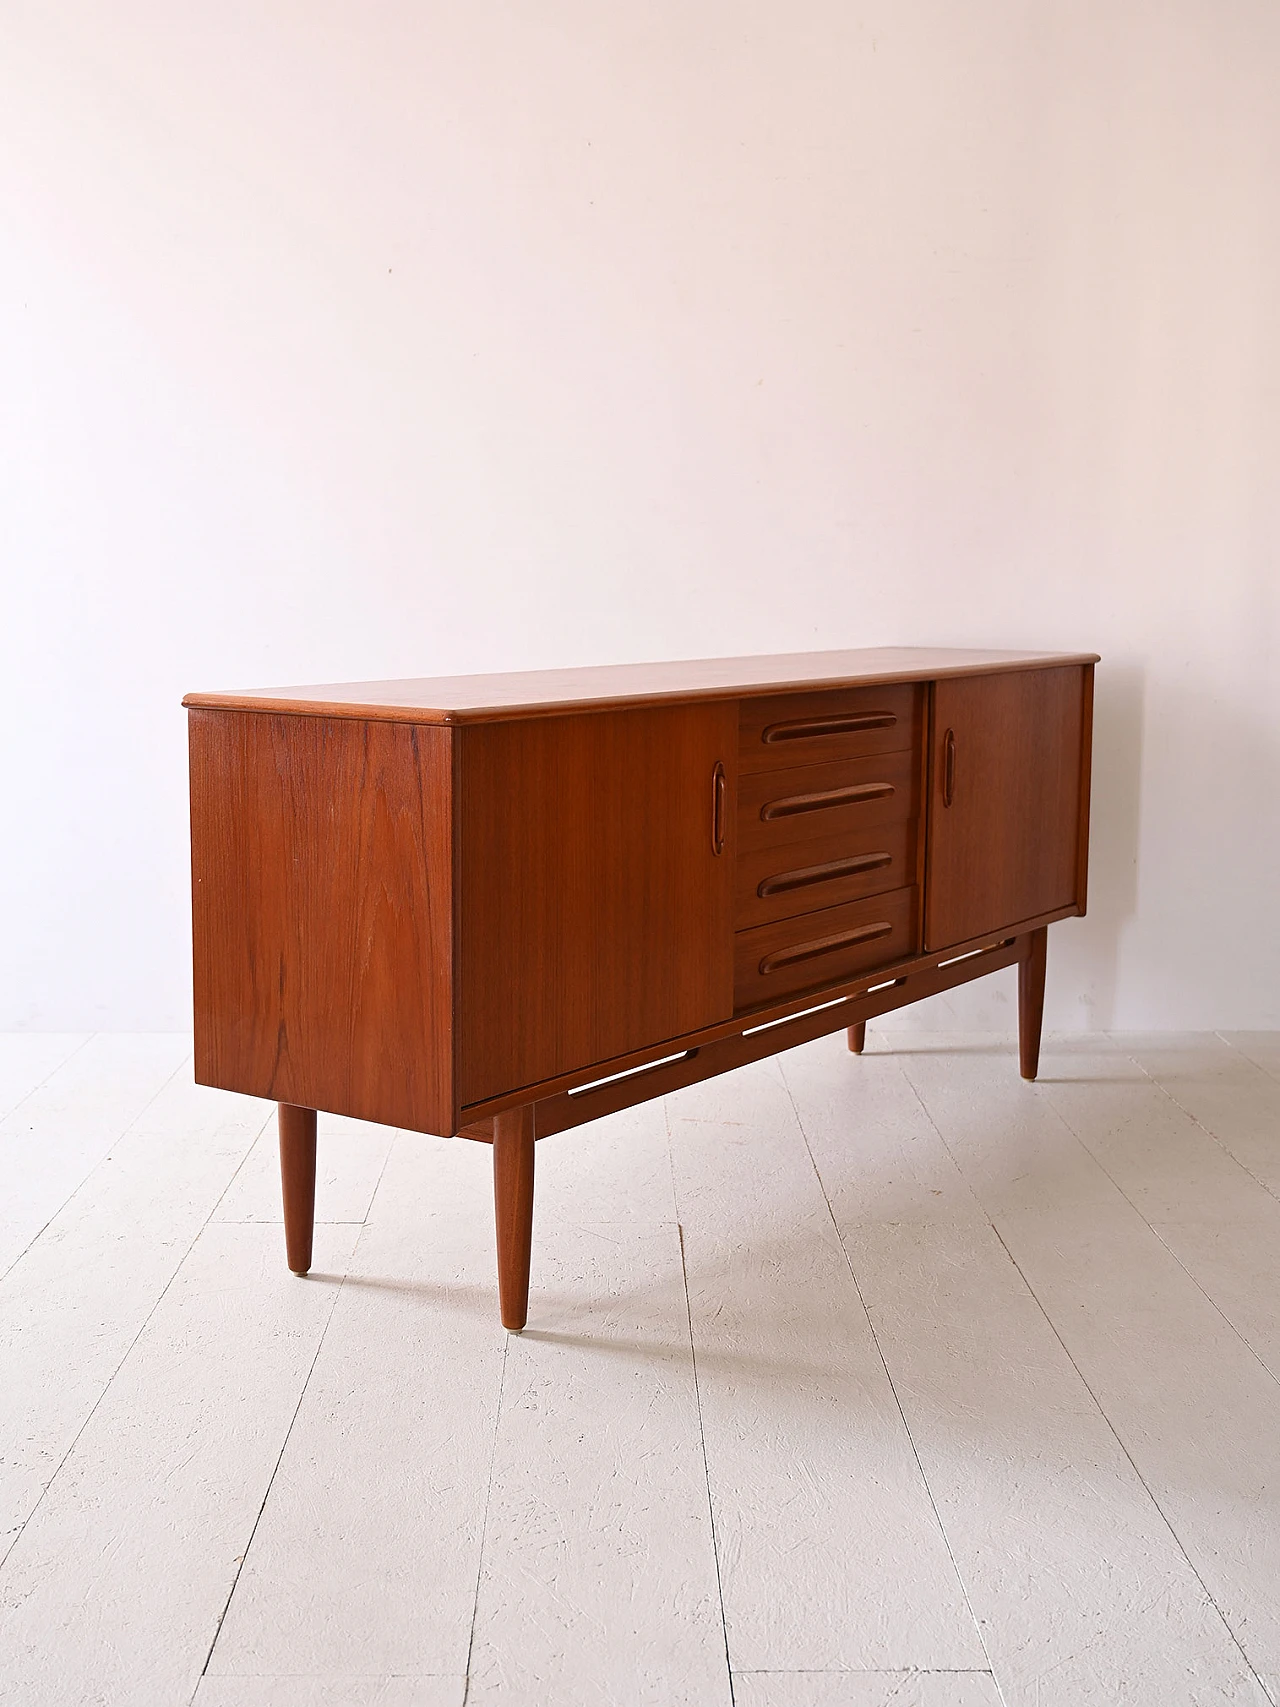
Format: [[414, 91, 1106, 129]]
[[459, 907, 1077, 1125], [1076, 661, 1096, 914], [734, 887, 918, 1009], [924, 667, 1086, 951], [182, 648, 1098, 725], [277, 1105, 317, 1275], [738, 749, 918, 855], [188, 710, 455, 1134], [493, 1106, 535, 1331], [736, 818, 917, 930], [462, 935, 1029, 1140], [1018, 926, 1048, 1081], [738, 683, 921, 772], [185, 650, 1095, 1330], [456, 704, 736, 1105]]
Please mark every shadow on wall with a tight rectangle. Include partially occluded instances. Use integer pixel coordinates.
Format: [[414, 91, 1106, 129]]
[[881, 661, 1145, 1032], [1059, 662, 1144, 1029]]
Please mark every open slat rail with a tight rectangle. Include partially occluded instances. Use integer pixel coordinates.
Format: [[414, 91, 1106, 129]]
[[458, 921, 1049, 1144]]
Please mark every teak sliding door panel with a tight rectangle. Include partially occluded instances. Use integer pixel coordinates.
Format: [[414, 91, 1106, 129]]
[[188, 710, 455, 1134], [925, 667, 1088, 951], [457, 704, 737, 1105]]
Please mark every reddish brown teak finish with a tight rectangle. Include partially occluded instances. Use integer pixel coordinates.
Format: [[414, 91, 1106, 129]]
[[185, 647, 1096, 1329]]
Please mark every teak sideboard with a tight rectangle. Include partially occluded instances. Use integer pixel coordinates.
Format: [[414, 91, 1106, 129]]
[[184, 646, 1096, 1329]]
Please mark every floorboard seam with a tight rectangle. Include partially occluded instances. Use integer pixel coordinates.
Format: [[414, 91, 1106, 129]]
[[667, 1098, 737, 1707], [1217, 1033, 1280, 1087], [193, 1121, 405, 1695], [778, 1056, 1006, 1705], [0, 1030, 94, 1125], [460, 1332, 509, 1705], [985, 1214, 1272, 1702], [1129, 1052, 1280, 1208], [206, 1109, 278, 1224], [0, 1041, 195, 1287], [193, 1224, 357, 1699], [0, 1102, 276, 1579], [893, 1054, 1271, 1700], [1043, 1074, 1280, 1400]]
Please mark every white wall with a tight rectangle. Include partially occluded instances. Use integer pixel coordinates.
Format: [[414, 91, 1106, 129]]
[[2, 1, 1276, 1032]]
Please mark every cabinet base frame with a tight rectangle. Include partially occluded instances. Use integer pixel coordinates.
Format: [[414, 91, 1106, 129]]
[[457, 914, 1061, 1143], [281, 918, 1057, 1328]]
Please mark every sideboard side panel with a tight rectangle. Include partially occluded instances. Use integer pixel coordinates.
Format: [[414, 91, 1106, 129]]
[[1075, 661, 1095, 915], [924, 666, 1086, 951], [456, 704, 737, 1105], [189, 710, 455, 1133]]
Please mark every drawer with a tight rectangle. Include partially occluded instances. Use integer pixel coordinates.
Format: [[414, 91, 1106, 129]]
[[734, 886, 918, 1009], [736, 816, 917, 931], [738, 748, 918, 854], [739, 683, 921, 772]]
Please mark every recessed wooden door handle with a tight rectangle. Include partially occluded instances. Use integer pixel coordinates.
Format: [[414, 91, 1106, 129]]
[[942, 729, 956, 807], [757, 850, 892, 898], [712, 761, 727, 854], [760, 780, 894, 821], [762, 711, 897, 744], [758, 919, 894, 976]]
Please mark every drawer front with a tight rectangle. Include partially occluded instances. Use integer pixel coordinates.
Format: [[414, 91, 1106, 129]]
[[738, 748, 918, 854], [734, 886, 918, 1009], [739, 684, 921, 772], [736, 817, 917, 931]]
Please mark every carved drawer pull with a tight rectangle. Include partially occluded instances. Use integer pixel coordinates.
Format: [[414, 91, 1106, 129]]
[[760, 781, 894, 821], [762, 712, 897, 744], [757, 850, 893, 898], [711, 762, 727, 854], [758, 919, 894, 976], [943, 728, 956, 807]]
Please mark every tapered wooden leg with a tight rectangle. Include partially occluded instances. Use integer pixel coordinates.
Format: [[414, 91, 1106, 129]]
[[847, 1021, 867, 1054], [278, 1104, 317, 1275], [493, 1105, 535, 1331], [1018, 927, 1048, 1081]]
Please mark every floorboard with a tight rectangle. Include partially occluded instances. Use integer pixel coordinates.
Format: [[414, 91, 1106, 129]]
[[466, 1100, 731, 1705], [1124, 1035, 1280, 1200], [732, 1674, 1002, 1707], [0, 1221, 358, 1707], [0, 1072, 270, 1568], [194, 1681, 464, 1707], [668, 1062, 985, 1674], [1, 1030, 1278, 1704], [0, 1032, 89, 1122], [796, 1035, 1267, 1705], [893, 1038, 1274, 1702], [205, 1134, 506, 1685], [213, 1111, 399, 1226], [0, 1032, 190, 1275], [1221, 1032, 1280, 1083]]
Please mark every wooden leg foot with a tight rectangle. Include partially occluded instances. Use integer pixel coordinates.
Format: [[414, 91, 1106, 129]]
[[493, 1105, 535, 1331], [847, 1021, 867, 1054], [278, 1104, 317, 1275], [1018, 927, 1048, 1081]]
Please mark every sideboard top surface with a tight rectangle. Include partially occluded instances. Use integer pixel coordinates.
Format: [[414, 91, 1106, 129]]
[[183, 646, 1099, 725]]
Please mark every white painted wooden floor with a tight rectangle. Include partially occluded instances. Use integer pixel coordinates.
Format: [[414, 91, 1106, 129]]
[[2, 1030, 1279, 1706]]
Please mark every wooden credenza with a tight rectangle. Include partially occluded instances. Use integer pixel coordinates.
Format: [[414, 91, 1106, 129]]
[[184, 646, 1096, 1328]]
